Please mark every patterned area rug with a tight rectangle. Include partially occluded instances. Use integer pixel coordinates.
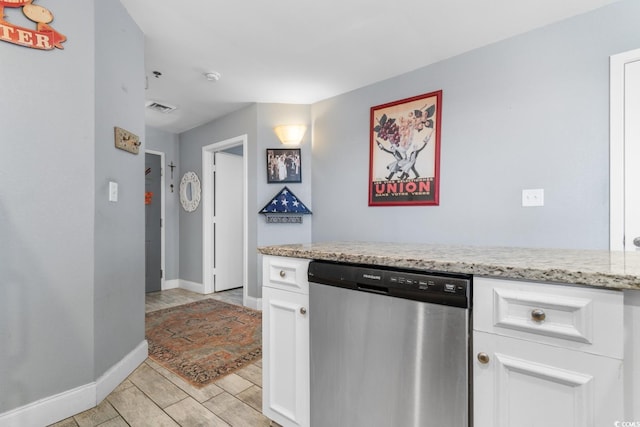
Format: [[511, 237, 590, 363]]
[[146, 299, 261, 387]]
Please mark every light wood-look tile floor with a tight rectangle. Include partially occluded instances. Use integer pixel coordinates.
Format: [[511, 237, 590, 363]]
[[50, 288, 277, 427]]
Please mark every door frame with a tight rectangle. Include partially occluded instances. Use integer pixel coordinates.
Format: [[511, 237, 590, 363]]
[[610, 48, 640, 250], [202, 135, 248, 301], [145, 149, 166, 290]]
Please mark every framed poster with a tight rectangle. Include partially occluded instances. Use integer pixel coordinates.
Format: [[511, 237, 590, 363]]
[[266, 148, 302, 183], [369, 90, 442, 206]]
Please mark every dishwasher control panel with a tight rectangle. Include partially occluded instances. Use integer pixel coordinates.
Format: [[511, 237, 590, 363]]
[[308, 261, 471, 308]]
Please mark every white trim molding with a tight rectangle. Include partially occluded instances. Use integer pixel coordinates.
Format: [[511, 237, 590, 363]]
[[95, 340, 148, 403], [163, 279, 180, 290], [610, 48, 640, 250], [0, 340, 147, 427], [180, 279, 206, 294], [202, 135, 249, 299]]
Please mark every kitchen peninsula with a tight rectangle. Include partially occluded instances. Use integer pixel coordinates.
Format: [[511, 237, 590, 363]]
[[258, 241, 640, 290], [259, 242, 640, 427]]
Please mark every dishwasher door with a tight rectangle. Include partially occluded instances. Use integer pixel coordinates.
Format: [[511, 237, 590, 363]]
[[309, 282, 469, 427]]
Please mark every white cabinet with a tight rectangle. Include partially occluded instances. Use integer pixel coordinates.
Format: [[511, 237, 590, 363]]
[[262, 256, 310, 427], [473, 277, 624, 427]]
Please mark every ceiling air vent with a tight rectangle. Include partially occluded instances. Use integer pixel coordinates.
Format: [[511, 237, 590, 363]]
[[145, 101, 177, 114]]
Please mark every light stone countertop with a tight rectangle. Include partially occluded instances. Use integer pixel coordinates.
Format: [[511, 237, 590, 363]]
[[258, 241, 640, 290]]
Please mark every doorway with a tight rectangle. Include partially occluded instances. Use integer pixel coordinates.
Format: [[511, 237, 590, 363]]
[[202, 135, 248, 303], [610, 48, 640, 250], [145, 150, 166, 292]]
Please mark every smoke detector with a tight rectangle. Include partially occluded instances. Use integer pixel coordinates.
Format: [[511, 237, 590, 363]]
[[204, 71, 221, 82], [145, 100, 177, 114]]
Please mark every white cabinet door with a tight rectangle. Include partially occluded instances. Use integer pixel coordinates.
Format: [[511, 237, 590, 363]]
[[262, 286, 309, 427], [473, 331, 623, 427]]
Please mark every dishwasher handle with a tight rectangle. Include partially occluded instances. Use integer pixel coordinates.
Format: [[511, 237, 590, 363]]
[[357, 283, 389, 295]]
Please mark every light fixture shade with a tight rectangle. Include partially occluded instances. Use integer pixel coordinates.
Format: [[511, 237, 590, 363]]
[[274, 125, 306, 145]]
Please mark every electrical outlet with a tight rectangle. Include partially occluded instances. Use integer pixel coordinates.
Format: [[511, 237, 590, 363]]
[[522, 188, 544, 207]]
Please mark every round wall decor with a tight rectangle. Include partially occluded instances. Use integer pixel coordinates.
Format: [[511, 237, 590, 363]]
[[180, 171, 201, 212]]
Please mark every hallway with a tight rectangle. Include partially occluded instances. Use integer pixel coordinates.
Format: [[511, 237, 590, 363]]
[[50, 289, 274, 427]]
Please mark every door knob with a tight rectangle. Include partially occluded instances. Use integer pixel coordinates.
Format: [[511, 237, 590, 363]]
[[300, 307, 307, 315], [634, 237, 640, 248], [279, 270, 286, 278], [477, 352, 490, 364]]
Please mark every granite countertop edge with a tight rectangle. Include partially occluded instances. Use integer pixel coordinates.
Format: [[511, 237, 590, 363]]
[[258, 243, 640, 291]]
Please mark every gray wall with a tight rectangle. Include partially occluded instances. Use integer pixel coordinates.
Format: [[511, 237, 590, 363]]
[[0, 0, 145, 414], [179, 104, 259, 295], [94, 0, 146, 378], [177, 103, 312, 298], [146, 127, 180, 281], [257, 104, 313, 248], [0, 1, 95, 412], [311, 0, 640, 250], [256, 104, 312, 296]]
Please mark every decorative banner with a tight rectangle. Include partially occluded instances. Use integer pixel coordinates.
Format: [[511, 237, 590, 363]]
[[369, 90, 442, 206], [0, 1, 66, 50]]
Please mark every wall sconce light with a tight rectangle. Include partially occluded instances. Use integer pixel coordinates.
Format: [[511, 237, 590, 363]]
[[274, 124, 307, 145]]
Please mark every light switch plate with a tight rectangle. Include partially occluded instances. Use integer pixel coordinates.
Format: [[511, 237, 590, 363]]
[[109, 181, 118, 202], [522, 188, 544, 207]]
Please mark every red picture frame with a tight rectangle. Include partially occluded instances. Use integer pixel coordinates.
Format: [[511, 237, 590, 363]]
[[369, 90, 442, 206]]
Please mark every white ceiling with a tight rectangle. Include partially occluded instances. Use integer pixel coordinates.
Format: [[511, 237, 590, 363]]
[[119, 0, 619, 134]]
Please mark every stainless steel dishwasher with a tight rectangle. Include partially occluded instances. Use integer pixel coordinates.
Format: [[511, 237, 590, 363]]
[[308, 260, 471, 427]]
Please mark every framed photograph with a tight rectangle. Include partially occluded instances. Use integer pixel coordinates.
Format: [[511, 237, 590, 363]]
[[369, 90, 442, 206], [266, 148, 302, 183]]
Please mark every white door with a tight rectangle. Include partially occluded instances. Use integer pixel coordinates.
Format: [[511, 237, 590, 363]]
[[610, 48, 640, 250], [214, 151, 243, 291]]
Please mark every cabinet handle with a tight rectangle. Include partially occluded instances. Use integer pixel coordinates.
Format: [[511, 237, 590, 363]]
[[477, 352, 490, 364], [279, 270, 286, 278], [531, 308, 546, 323], [300, 307, 307, 315]]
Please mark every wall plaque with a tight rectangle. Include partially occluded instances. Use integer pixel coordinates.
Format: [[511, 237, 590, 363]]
[[114, 127, 141, 154], [0, 1, 66, 50]]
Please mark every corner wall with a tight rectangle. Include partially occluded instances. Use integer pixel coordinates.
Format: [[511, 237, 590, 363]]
[[0, 0, 146, 422], [178, 103, 313, 300], [178, 105, 259, 296], [94, 0, 146, 379], [311, 0, 640, 250], [0, 0, 96, 414]]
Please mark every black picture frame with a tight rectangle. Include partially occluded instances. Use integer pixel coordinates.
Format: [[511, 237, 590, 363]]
[[266, 148, 301, 183]]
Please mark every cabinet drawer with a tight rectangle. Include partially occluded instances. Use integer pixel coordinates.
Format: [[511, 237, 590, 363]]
[[263, 255, 310, 294], [473, 277, 623, 358]]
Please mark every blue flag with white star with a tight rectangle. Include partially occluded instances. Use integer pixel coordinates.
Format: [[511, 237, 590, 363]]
[[260, 186, 312, 214]]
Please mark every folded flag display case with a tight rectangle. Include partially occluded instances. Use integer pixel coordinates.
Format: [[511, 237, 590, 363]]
[[259, 186, 312, 223]]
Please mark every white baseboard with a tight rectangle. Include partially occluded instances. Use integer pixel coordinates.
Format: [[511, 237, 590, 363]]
[[0, 340, 148, 427], [179, 279, 205, 294], [178, 280, 260, 309], [96, 340, 148, 403], [0, 383, 95, 427], [245, 296, 262, 310], [163, 279, 179, 290]]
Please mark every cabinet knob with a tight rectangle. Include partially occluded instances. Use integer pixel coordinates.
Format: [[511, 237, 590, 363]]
[[477, 352, 490, 364], [300, 307, 307, 315], [531, 308, 546, 323], [279, 270, 286, 278]]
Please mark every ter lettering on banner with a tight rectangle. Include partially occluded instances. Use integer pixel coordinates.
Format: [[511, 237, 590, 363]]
[[0, 0, 66, 50]]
